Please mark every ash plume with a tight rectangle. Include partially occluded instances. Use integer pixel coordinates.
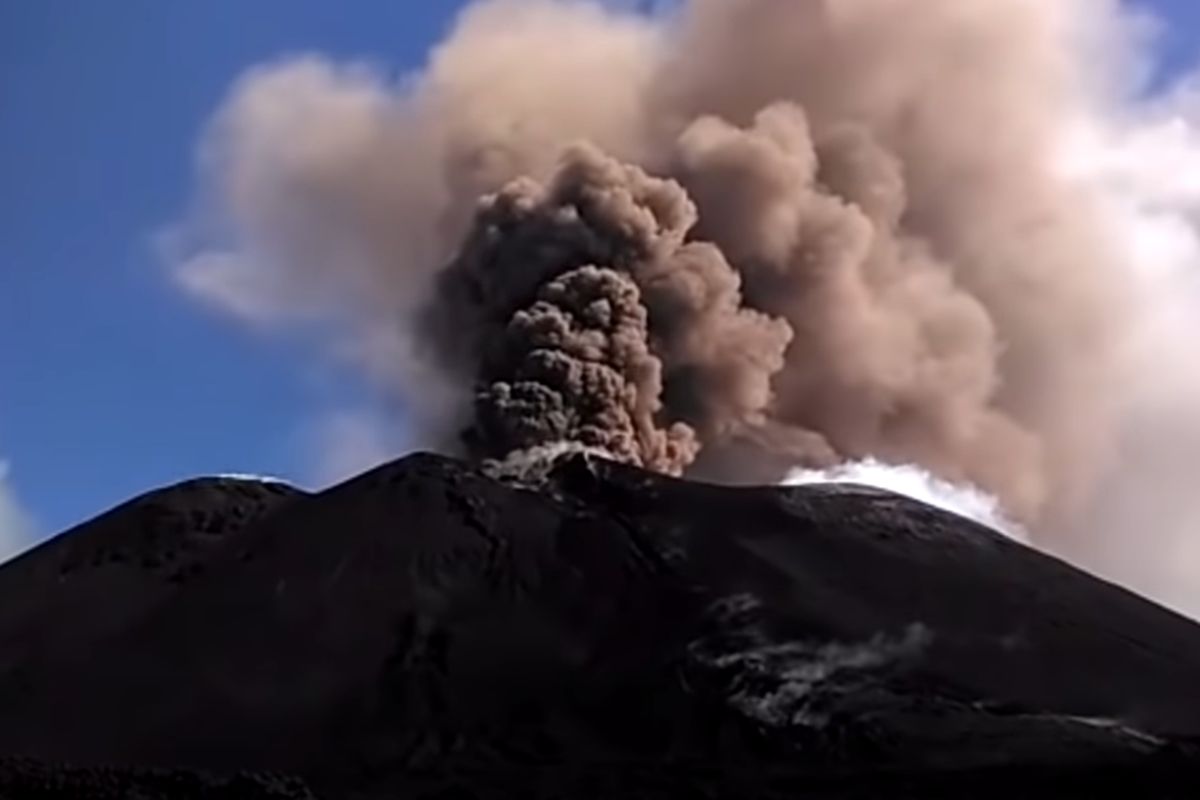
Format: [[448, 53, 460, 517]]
[[167, 1, 1200, 613], [393, 0, 1125, 528], [427, 141, 791, 475]]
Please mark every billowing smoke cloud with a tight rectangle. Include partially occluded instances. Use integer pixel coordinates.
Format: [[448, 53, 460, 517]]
[[427, 141, 791, 474], [167, 1, 1200, 614]]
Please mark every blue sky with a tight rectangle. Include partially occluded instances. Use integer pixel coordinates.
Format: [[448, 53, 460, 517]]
[[1149, 0, 1200, 78], [0, 0, 1197, 545], [1, 1, 470, 540]]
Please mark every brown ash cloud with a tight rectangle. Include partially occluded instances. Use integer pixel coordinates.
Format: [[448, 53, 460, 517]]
[[170, 0, 1141, 534], [427, 142, 792, 475]]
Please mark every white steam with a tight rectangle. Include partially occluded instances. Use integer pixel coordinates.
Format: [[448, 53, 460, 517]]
[[784, 459, 1025, 541], [212, 473, 295, 486]]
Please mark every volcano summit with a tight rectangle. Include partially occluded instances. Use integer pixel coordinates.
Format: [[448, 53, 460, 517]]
[[0, 453, 1198, 798]]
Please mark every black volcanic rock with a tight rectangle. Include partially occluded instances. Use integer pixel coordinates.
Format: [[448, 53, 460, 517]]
[[0, 757, 316, 800], [1, 453, 1198, 798], [0, 476, 304, 669]]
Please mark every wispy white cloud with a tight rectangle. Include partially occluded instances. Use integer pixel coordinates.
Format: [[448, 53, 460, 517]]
[[0, 460, 36, 564], [1052, 71, 1200, 618]]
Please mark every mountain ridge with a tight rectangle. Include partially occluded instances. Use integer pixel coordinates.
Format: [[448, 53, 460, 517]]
[[1, 451, 1198, 798]]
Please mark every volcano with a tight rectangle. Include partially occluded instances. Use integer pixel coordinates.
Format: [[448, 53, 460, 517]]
[[0, 452, 1198, 798]]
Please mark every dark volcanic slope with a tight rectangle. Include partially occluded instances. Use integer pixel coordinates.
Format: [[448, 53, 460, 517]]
[[0, 475, 305, 660], [1, 453, 1198, 798]]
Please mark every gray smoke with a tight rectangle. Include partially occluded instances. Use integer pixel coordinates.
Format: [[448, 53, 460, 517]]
[[427, 142, 793, 474], [399, 4, 1127, 529], [170, 0, 1200, 612], [419, 84, 1090, 527]]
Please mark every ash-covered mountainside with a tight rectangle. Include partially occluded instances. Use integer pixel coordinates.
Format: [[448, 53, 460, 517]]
[[1, 453, 1198, 799]]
